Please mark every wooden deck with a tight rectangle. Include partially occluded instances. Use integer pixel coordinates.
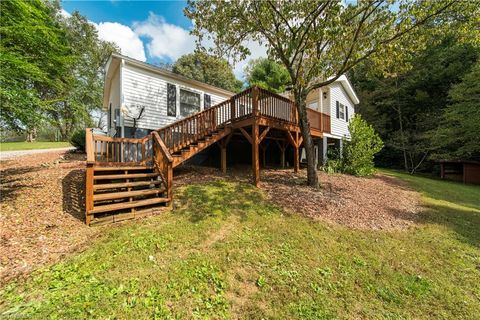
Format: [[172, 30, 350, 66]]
[[85, 86, 331, 225]]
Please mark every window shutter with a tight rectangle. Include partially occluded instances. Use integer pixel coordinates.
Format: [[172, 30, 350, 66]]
[[346, 106, 349, 121], [204, 94, 211, 109], [167, 83, 176, 116], [336, 101, 340, 119]]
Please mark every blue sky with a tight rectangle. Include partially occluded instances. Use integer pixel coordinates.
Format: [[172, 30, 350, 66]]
[[61, 0, 266, 79]]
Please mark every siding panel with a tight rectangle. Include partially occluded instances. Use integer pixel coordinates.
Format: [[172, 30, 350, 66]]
[[329, 82, 355, 139]]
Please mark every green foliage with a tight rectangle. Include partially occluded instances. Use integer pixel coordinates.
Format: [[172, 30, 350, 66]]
[[0, 1, 117, 139], [0, 141, 71, 151], [351, 34, 479, 171], [0, 0, 69, 132], [1, 178, 479, 318], [69, 129, 85, 151], [431, 62, 480, 160], [172, 51, 242, 93], [322, 148, 344, 174], [245, 58, 290, 93], [343, 115, 384, 176]]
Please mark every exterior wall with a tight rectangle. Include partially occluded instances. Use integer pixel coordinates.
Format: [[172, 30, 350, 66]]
[[120, 63, 232, 132], [106, 65, 121, 136], [329, 82, 355, 139]]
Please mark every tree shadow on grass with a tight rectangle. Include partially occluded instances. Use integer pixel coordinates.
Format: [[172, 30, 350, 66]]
[[175, 180, 280, 223], [379, 172, 480, 248], [0, 166, 43, 203], [62, 169, 85, 222]]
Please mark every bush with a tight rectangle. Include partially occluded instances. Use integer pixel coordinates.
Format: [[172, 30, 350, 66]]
[[343, 114, 384, 176], [70, 129, 86, 151], [322, 148, 344, 174]]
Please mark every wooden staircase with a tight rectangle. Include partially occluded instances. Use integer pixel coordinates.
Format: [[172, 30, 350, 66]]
[[85, 86, 299, 225]]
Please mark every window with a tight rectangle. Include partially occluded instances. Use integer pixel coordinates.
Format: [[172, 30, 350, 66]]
[[336, 101, 346, 120], [204, 94, 211, 109], [180, 89, 201, 116], [167, 83, 176, 116]]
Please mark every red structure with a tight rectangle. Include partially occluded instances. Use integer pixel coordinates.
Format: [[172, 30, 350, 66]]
[[438, 160, 480, 185]]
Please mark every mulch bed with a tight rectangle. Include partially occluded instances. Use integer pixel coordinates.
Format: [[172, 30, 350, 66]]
[[175, 165, 422, 230], [0, 151, 100, 285], [0, 155, 421, 285]]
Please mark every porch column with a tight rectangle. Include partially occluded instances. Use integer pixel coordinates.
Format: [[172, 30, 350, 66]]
[[322, 136, 328, 165], [338, 139, 343, 159], [252, 124, 260, 186]]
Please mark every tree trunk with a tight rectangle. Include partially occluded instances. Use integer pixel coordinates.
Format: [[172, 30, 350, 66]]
[[295, 91, 319, 188]]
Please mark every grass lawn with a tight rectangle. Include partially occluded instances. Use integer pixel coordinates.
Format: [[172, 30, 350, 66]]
[[1, 172, 479, 319], [0, 141, 71, 152]]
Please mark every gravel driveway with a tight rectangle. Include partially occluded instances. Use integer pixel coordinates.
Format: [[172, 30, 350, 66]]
[[0, 147, 76, 160]]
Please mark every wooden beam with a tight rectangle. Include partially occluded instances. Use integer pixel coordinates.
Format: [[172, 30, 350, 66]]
[[85, 163, 94, 225], [258, 127, 270, 143], [252, 123, 260, 187], [285, 131, 296, 147], [239, 127, 253, 144]]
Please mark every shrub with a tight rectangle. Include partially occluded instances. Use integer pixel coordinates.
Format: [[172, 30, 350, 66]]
[[70, 129, 86, 151], [343, 114, 384, 176], [322, 148, 344, 174]]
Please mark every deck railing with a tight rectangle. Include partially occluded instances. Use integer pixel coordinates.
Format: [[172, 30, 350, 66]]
[[257, 87, 297, 124], [86, 129, 153, 165], [307, 109, 331, 134]]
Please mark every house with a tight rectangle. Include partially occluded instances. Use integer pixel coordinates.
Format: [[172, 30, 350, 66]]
[[300, 75, 360, 166], [85, 54, 360, 225], [103, 53, 235, 138]]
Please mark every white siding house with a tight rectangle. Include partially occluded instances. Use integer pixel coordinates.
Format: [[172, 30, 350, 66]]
[[103, 53, 234, 138], [302, 75, 360, 164]]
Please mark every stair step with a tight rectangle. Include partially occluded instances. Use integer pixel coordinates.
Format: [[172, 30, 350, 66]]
[[94, 166, 153, 172], [94, 173, 158, 180], [94, 180, 162, 191], [93, 188, 164, 201], [88, 197, 169, 214]]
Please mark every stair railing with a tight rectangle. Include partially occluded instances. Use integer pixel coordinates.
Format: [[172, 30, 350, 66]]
[[151, 131, 173, 205]]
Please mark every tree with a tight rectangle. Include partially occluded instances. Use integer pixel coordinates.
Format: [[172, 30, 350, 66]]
[[350, 34, 479, 172], [432, 62, 480, 160], [0, 0, 70, 138], [185, 0, 472, 187], [50, 11, 117, 140], [244, 58, 290, 93], [172, 51, 243, 93]]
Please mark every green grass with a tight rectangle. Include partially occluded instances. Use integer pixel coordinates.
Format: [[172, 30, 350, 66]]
[[1, 175, 479, 319], [0, 141, 71, 152]]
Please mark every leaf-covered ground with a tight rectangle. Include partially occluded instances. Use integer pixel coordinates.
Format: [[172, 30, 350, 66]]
[[0, 156, 479, 318]]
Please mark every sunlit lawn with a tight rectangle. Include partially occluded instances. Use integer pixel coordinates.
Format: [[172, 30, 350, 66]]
[[0, 141, 71, 152], [1, 172, 479, 319]]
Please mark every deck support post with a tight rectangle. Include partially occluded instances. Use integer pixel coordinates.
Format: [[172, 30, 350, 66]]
[[252, 124, 260, 187], [322, 136, 328, 165], [85, 163, 94, 225], [294, 131, 300, 173], [276, 140, 287, 169], [221, 145, 227, 174]]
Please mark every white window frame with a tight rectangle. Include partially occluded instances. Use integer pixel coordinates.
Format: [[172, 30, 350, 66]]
[[339, 103, 345, 120]]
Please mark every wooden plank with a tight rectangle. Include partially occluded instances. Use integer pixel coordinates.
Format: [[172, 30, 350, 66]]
[[88, 197, 169, 214], [94, 166, 153, 171], [85, 129, 94, 163], [93, 188, 164, 201], [239, 127, 253, 144], [93, 172, 158, 180], [94, 180, 162, 191], [258, 127, 270, 143], [294, 131, 300, 173]]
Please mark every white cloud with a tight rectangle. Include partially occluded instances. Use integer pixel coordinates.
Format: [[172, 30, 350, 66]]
[[61, 8, 146, 62], [134, 13, 196, 61], [95, 22, 146, 62]]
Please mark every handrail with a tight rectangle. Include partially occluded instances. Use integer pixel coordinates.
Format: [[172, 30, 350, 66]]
[[151, 131, 173, 163]]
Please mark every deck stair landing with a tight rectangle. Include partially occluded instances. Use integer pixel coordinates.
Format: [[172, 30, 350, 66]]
[[85, 86, 328, 225]]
